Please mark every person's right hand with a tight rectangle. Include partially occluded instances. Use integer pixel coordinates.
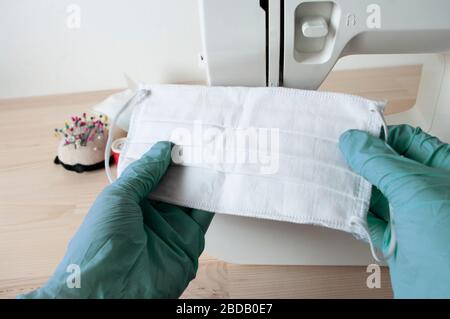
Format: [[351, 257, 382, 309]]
[[339, 124, 450, 298]]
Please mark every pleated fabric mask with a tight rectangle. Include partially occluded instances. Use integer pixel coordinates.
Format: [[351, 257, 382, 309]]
[[106, 84, 395, 262]]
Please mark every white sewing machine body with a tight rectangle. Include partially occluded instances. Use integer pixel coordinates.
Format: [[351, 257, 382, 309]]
[[200, 0, 450, 265]]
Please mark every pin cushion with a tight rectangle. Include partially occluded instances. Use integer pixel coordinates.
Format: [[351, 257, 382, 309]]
[[54, 113, 112, 173]]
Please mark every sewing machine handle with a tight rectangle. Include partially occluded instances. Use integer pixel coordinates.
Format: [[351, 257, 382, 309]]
[[282, 0, 450, 89]]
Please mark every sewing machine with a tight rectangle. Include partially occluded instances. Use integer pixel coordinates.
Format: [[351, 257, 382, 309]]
[[200, 0, 450, 265]]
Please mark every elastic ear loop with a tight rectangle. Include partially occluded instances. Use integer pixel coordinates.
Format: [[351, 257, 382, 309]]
[[349, 212, 396, 263], [105, 86, 151, 184], [377, 107, 397, 261], [349, 107, 397, 263]]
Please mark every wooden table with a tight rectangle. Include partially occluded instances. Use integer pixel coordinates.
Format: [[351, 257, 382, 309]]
[[0, 65, 421, 298]]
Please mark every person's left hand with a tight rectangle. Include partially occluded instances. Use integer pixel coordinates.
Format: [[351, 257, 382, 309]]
[[20, 141, 214, 299]]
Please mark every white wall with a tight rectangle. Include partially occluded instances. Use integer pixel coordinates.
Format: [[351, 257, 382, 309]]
[[0, 0, 434, 99], [0, 0, 206, 99]]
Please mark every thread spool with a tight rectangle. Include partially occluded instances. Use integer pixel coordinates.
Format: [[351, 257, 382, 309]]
[[111, 137, 127, 166]]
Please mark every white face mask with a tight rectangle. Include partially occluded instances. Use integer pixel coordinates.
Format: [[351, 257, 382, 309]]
[[106, 84, 395, 262]]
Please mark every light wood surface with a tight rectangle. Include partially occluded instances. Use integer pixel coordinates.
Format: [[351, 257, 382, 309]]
[[0, 65, 421, 299], [320, 65, 422, 114]]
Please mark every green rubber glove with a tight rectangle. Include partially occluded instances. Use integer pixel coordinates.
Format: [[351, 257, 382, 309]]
[[19, 141, 214, 299], [339, 125, 450, 298]]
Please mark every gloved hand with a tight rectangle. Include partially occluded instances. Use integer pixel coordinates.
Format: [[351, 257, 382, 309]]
[[19, 141, 214, 299], [339, 124, 450, 298]]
